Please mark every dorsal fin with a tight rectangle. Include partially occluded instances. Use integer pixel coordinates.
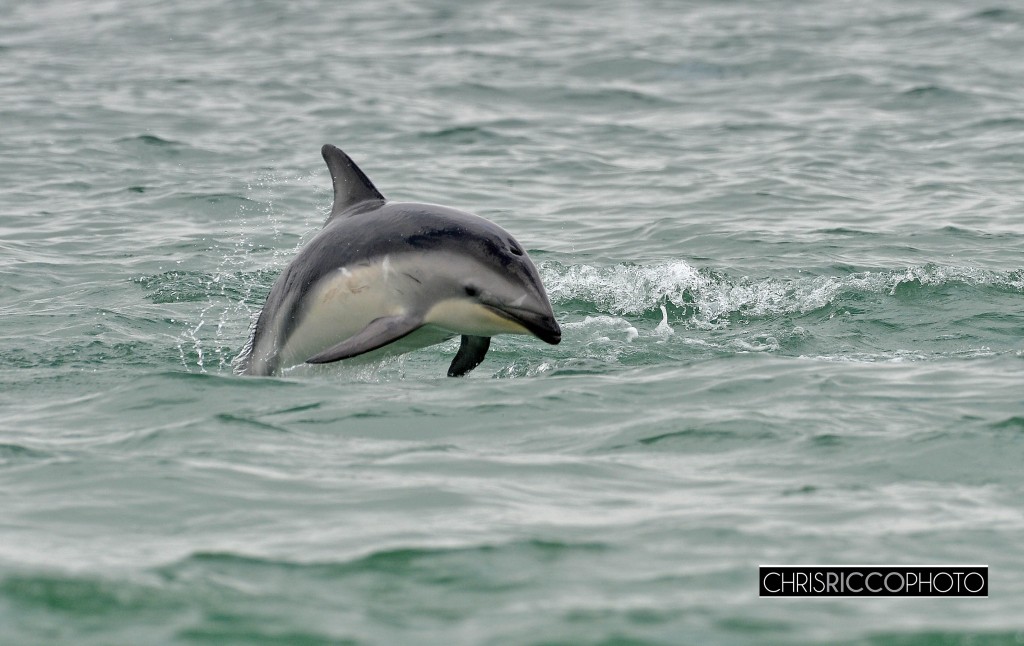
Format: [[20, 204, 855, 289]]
[[321, 144, 385, 218]]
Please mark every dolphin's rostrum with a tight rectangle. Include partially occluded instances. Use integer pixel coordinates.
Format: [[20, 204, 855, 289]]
[[235, 145, 561, 377]]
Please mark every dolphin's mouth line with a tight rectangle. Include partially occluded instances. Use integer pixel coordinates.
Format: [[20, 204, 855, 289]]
[[484, 304, 562, 345]]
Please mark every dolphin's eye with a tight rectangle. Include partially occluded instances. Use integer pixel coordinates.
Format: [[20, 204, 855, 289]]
[[464, 285, 480, 297], [508, 242, 523, 256]]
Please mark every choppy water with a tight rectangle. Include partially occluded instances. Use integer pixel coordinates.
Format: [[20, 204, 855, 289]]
[[2, 0, 1023, 643]]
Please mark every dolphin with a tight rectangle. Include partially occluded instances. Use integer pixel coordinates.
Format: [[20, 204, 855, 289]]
[[234, 144, 561, 377]]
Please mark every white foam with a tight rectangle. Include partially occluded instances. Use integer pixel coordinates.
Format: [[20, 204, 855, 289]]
[[654, 304, 675, 338], [541, 260, 1023, 326]]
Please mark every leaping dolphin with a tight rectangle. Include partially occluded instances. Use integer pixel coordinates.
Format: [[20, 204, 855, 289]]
[[234, 144, 561, 377]]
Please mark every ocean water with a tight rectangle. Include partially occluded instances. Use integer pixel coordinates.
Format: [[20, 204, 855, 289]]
[[2, 0, 1023, 643]]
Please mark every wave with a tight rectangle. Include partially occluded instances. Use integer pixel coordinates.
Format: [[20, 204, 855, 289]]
[[541, 260, 1024, 324], [165, 539, 608, 576]]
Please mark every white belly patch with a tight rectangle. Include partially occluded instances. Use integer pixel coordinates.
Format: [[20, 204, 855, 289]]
[[276, 263, 402, 368]]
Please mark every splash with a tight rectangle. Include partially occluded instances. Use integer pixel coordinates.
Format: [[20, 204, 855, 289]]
[[541, 260, 1024, 326], [166, 170, 329, 373]]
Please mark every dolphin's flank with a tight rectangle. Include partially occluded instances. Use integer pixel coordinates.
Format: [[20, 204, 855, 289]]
[[234, 145, 561, 377]]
